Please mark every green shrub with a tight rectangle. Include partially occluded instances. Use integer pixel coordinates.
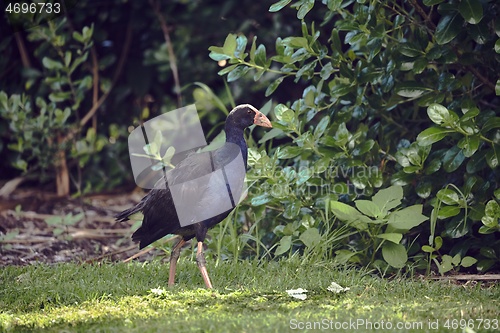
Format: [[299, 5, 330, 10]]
[[209, 0, 500, 273]]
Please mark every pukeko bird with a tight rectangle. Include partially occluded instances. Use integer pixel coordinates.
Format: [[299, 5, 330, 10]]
[[116, 104, 272, 288]]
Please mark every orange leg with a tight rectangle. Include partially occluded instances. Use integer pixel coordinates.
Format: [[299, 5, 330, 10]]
[[196, 241, 213, 289], [168, 239, 186, 287]]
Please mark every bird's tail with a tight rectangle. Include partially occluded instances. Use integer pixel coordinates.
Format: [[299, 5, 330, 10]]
[[114, 201, 144, 222]]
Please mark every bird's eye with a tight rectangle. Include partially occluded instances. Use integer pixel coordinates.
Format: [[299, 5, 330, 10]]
[[247, 110, 252, 114]]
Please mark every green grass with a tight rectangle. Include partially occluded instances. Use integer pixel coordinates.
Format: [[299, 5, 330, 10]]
[[1, 259, 499, 332]]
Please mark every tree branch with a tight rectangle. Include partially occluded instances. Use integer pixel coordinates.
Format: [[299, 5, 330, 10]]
[[408, 0, 436, 30], [78, 18, 132, 129], [466, 65, 496, 92], [150, 0, 183, 107], [14, 32, 31, 68]]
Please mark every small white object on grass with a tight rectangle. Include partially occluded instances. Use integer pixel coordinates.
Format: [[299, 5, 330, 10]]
[[327, 282, 350, 294], [150, 287, 167, 296], [286, 288, 309, 300]]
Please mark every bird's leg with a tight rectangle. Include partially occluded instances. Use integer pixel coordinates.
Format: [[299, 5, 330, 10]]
[[196, 241, 213, 289], [168, 239, 186, 287]]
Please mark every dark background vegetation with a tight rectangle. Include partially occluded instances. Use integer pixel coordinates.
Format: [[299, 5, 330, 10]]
[[0, 0, 499, 274]]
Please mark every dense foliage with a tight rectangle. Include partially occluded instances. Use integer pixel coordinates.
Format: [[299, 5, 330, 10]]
[[0, 0, 289, 193], [209, 0, 500, 273], [1, 0, 499, 273]]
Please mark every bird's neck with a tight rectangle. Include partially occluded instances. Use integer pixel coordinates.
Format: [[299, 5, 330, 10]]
[[225, 126, 248, 167]]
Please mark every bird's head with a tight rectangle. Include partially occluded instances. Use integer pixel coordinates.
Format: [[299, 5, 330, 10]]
[[226, 104, 272, 130]]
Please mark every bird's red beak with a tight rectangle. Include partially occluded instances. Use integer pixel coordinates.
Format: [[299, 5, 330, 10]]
[[254, 111, 272, 128]]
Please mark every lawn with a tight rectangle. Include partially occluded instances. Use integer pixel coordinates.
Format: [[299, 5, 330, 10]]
[[1, 259, 499, 332]]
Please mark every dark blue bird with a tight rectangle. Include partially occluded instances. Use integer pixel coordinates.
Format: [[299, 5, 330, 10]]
[[116, 104, 272, 288]]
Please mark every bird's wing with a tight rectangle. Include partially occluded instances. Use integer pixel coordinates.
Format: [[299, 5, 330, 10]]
[[159, 143, 246, 227]]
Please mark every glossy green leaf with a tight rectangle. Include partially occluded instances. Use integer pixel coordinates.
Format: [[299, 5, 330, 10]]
[[413, 57, 428, 74], [382, 242, 407, 268], [485, 146, 499, 169], [333, 122, 349, 146], [353, 140, 375, 156], [259, 128, 284, 144], [274, 104, 294, 123], [314, 116, 329, 139], [269, 0, 292, 12], [320, 63, 335, 81], [417, 127, 452, 146], [443, 146, 466, 172], [436, 188, 461, 205], [277, 146, 302, 159], [42, 57, 64, 70], [403, 166, 420, 173], [251, 193, 272, 206], [284, 200, 301, 219], [398, 43, 423, 57], [443, 217, 470, 238], [296, 168, 312, 185], [476, 259, 495, 272], [235, 35, 248, 59], [479, 225, 497, 234], [437, 206, 461, 219], [469, 21, 489, 44], [217, 64, 239, 76], [458, 0, 483, 24], [395, 82, 431, 98], [297, 0, 314, 19], [427, 104, 450, 125], [484, 200, 500, 219], [435, 13, 463, 45], [457, 135, 480, 157], [425, 158, 442, 175], [480, 247, 498, 259], [329, 78, 353, 97], [283, 36, 308, 49], [254, 44, 267, 67], [466, 150, 488, 173], [330, 29, 342, 52], [327, 0, 343, 11], [265, 76, 285, 97], [222, 34, 237, 56], [249, 36, 257, 62], [416, 181, 432, 199], [481, 117, 500, 133], [227, 65, 249, 82]]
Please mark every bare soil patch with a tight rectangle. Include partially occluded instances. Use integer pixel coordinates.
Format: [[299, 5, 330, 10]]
[[0, 187, 163, 265]]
